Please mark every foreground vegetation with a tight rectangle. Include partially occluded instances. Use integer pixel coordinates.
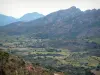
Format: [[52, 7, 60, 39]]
[[0, 35, 100, 75]]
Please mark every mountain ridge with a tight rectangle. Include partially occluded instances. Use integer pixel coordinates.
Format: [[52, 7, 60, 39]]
[[0, 6, 100, 39]]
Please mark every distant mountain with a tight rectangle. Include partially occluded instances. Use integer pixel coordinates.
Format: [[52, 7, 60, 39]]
[[0, 6, 100, 39], [0, 12, 44, 26], [19, 12, 44, 22], [0, 14, 17, 26]]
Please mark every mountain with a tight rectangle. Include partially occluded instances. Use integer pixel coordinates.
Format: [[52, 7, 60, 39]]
[[0, 14, 17, 26], [0, 12, 44, 26], [19, 12, 44, 22], [0, 6, 100, 39]]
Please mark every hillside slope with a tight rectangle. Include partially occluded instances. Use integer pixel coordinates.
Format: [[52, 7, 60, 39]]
[[0, 50, 53, 75]]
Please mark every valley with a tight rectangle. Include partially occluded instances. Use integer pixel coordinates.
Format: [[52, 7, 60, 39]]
[[0, 6, 100, 75], [0, 35, 100, 75]]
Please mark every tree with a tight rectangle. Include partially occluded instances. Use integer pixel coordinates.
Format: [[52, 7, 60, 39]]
[[96, 63, 100, 71]]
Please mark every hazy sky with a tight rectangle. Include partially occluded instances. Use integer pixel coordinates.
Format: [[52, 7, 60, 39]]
[[0, 0, 100, 18]]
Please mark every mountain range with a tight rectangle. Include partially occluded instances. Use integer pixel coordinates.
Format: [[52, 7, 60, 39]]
[[0, 12, 44, 26], [0, 6, 100, 39]]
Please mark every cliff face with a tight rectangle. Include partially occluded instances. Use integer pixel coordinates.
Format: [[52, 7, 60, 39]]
[[0, 50, 53, 75]]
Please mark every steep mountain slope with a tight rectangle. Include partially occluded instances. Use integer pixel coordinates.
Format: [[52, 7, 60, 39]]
[[0, 6, 100, 39], [19, 12, 44, 22], [0, 14, 17, 26]]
